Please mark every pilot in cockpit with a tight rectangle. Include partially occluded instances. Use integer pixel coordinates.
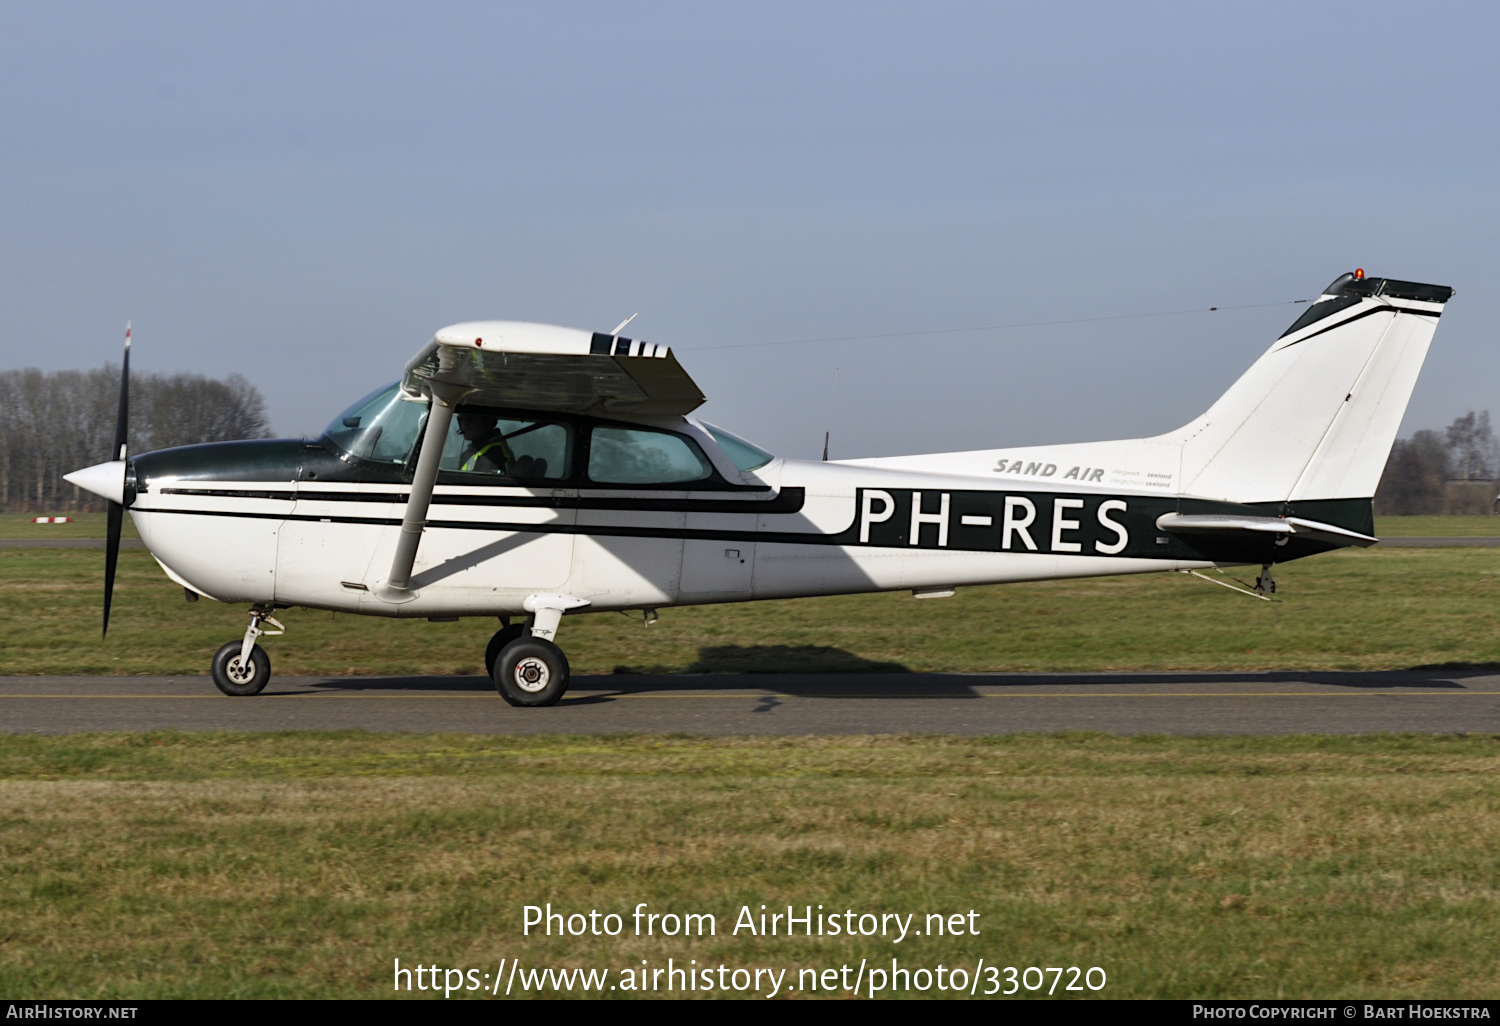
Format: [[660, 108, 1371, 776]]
[[457, 413, 514, 474]]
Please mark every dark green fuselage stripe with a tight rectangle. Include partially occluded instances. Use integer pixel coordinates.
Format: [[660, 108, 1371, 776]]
[[133, 485, 1367, 565]]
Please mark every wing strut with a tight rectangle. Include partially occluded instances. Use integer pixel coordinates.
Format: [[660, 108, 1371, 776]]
[[380, 370, 473, 598]]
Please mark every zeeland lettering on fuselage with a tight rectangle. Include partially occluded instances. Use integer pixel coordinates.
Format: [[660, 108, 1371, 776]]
[[850, 487, 1134, 556]]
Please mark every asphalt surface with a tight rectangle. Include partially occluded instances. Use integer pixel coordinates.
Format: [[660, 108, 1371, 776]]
[[2, 670, 1498, 735], [6, 535, 1497, 735]]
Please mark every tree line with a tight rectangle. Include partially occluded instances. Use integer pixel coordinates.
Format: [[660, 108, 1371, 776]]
[[0, 364, 1493, 515], [0, 366, 271, 511], [1375, 411, 1499, 515]]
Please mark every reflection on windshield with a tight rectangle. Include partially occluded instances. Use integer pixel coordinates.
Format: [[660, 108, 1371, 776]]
[[703, 423, 774, 472], [322, 382, 426, 464]]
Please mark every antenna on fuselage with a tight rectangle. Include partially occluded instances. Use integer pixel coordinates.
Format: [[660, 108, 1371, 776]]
[[821, 365, 839, 461], [610, 313, 638, 336]]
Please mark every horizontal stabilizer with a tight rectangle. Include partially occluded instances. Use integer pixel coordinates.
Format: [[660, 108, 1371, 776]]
[[1156, 513, 1378, 548]]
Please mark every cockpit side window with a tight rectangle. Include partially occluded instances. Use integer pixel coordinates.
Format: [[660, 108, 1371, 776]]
[[321, 383, 427, 465], [440, 411, 571, 481], [323, 387, 744, 489], [587, 425, 713, 485]]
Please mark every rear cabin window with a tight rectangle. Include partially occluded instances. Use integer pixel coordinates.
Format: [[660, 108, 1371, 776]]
[[587, 426, 713, 485], [440, 411, 570, 481]]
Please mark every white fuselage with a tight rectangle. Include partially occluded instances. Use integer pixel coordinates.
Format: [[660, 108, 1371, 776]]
[[122, 274, 1452, 623], [132, 455, 1210, 618]]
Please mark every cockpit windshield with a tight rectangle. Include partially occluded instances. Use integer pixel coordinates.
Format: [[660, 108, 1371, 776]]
[[321, 382, 426, 465], [703, 423, 774, 472]]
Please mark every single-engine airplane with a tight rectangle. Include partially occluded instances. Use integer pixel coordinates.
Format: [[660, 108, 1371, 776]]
[[65, 270, 1452, 705]]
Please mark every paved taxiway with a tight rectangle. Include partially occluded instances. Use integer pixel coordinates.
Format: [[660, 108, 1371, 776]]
[[6, 537, 1495, 734], [2, 670, 1498, 735]]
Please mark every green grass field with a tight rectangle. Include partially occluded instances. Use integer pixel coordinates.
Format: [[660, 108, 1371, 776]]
[[5, 521, 1500, 1000], [0, 512, 138, 539], [3, 543, 1500, 676], [1375, 515, 1500, 536], [1, 732, 1497, 999]]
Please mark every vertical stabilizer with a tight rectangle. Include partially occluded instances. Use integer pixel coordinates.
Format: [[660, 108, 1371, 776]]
[[1174, 272, 1452, 503], [836, 271, 1452, 506]]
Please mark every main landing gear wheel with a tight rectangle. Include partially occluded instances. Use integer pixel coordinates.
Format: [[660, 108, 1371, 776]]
[[211, 641, 271, 696], [484, 624, 528, 678], [493, 638, 570, 707]]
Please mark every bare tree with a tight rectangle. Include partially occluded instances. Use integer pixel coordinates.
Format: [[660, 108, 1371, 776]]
[[1445, 410, 1498, 482], [1376, 411, 1499, 515], [136, 372, 271, 453], [0, 366, 272, 511], [1375, 430, 1451, 515]]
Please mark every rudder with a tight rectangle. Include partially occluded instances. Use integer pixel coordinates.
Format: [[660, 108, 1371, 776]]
[[1174, 271, 1452, 504]]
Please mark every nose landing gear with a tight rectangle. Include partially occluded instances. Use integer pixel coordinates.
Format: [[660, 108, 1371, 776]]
[[211, 605, 284, 696]]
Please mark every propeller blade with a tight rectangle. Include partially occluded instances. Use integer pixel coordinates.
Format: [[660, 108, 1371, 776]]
[[113, 322, 130, 461], [103, 323, 130, 638], [103, 501, 122, 637]]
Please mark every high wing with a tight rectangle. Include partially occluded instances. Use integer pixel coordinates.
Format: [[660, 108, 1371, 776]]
[[383, 319, 706, 605], [401, 320, 705, 416]]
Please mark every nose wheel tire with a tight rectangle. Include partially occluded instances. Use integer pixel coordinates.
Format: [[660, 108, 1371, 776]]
[[211, 641, 272, 696], [493, 638, 570, 707], [484, 624, 529, 678]]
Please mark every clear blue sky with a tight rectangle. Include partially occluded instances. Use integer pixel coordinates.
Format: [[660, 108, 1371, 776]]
[[2, 1, 1496, 459]]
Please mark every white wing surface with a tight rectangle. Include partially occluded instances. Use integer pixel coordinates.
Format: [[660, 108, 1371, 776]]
[[402, 320, 705, 415]]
